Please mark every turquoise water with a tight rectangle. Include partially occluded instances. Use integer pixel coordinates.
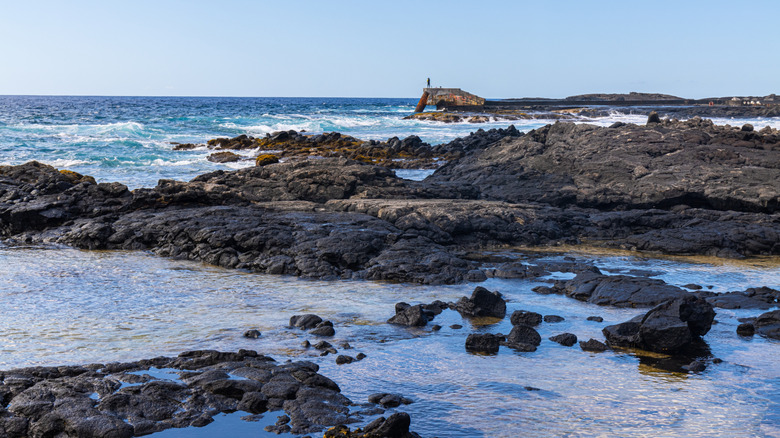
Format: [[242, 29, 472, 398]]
[[0, 96, 552, 188]]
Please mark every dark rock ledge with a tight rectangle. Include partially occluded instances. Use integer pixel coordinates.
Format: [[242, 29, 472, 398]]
[[1, 118, 779, 285], [0, 350, 415, 437]]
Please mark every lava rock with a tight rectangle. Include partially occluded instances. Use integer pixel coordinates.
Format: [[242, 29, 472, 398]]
[[549, 333, 578, 347], [543, 315, 565, 323], [387, 304, 428, 327], [453, 286, 507, 318], [465, 333, 503, 354], [504, 325, 541, 351], [243, 329, 261, 339], [754, 309, 780, 340], [579, 339, 608, 352], [290, 314, 323, 330], [510, 310, 542, 327]]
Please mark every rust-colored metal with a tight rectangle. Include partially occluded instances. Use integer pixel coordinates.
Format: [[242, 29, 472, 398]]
[[414, 91, 430, 113]]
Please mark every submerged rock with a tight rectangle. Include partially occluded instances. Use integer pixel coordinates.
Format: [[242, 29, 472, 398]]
[[465, 333, 504, 354]]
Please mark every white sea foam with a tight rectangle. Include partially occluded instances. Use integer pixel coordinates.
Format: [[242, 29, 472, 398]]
[[48, 159, 90, 168]]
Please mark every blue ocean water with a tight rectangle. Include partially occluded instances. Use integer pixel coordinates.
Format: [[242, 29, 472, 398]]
[[0, 96, 553, 188]]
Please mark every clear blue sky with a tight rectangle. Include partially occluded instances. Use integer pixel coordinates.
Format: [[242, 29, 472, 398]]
[[1, 0, 777, 98]]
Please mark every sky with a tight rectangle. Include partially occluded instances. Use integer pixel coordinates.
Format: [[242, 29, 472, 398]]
[[1, 0, 778, 98]]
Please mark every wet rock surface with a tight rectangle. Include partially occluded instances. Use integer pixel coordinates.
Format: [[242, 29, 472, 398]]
[[753, 309, 780, 340], [603, 296, 716, 353], [452, 287, 507, 318], [0, 350, 395, 437]]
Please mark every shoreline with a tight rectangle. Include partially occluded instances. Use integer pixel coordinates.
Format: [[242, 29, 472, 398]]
[[1, 113, 779, 437]]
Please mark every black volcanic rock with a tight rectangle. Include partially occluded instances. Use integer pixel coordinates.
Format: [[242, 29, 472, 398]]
[[754, 309, 780, 340], [429, 119, 780, 214], [453, 287, 507, 318], [603, 296, 716, 353]]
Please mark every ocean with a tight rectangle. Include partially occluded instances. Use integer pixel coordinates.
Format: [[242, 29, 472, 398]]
[[1, 96, 779, 437]]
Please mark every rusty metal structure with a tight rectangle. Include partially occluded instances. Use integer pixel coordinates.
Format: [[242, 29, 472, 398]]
[[414, 88, 486, 112]]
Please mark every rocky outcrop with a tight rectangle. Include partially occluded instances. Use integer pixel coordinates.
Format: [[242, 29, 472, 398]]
[[429, 119, 780, 214], [199, 131, 445, 169], [0, 350, 394, 437], [603, 296, 716, 353], [540, 271, 691, 307]]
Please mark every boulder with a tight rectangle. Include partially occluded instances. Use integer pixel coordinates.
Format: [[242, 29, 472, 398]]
[[290, 314, 323, 330], [387, 304, 428, 327], [510, 310, 542, 326], [603, 296, 716, 353], [504, 325, 541, 351], [453, 287, 506, 318]]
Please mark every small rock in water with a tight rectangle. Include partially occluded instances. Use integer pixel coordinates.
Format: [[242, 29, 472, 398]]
[[290, 314, 323, 330], [356, 353, 367, 360], [736, 323, 755, 336], [549, 333, 578, 347], [339, 342, 352, 350], [544, 315, 565, 323], [301, 340, 311, 348], [712, 358, 723, 364], [450, 324, 463, 330], [465, 333, 503, 354], [336, 355, 355, 365], [511, 310, 542, 327], [505, 324, 542, 350], [243, 329, 261, 339], [682, 283, 703, 290], [310, 321, 335, 337], [313, 341, 333, 350], [587, 316, 604, 322], [387, 304, 428, 327], [275, 414, 291, 426], [580, 338, 608, 352], [431, 324, 442, 331], [453, 286, 507, 318], [682, 360, 707, 372]]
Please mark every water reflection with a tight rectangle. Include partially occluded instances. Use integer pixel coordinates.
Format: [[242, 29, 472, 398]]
[[0, 245, 778, 437]]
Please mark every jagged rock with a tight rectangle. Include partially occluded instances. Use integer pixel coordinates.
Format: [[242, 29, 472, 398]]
[[504, 325, 541, 351], [387, 304, 428, 327], [603, 296, 715, 353], [453, 287, 506, 318], [544, 272, 691, 307]]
